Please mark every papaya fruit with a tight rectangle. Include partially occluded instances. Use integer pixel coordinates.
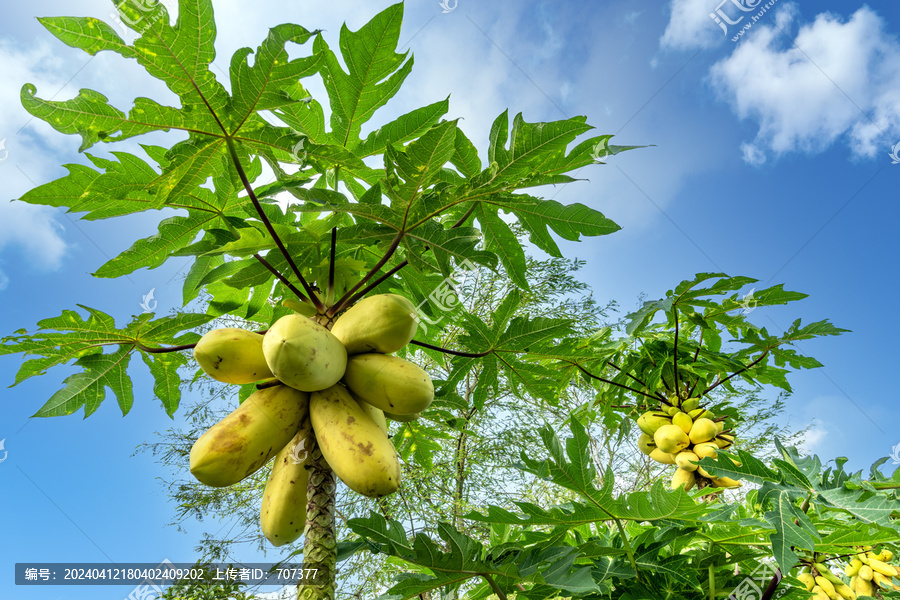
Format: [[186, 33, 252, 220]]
[[689, 418, 718, 444], [343, 353, 434, 414], [330, 294, 418, 355], [715, 434, 735, 448], [384, 411, 421, 422], [259, 416, 314, 547], [190, 384, 309, 487], [681, 397, 701, 412], [637, 433, 656, 455], [675, 450, 700, 471], [353, 391, 388, 434], [671, 411, 693, 434], [637, 411, 671, 436], [263, 314, 347, 392], [649, 448, 676, 464], [693, 442, 719, 459], [671, 468, 696, 491], [310, 384, 401, 497], [711, 476, 742, 489], [653, 424, 690, 454], [193, 328, 274, 384]]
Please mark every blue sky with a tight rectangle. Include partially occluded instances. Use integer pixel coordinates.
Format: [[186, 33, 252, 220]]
[[1, 0, 899, 598]]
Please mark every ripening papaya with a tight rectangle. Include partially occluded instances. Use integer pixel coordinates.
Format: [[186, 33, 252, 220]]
[[693, 442, 719, 459], [637, 433, 656, 455], [352, 391, 388, 434], [330, 294, 418, 355], [193, 328, 274, 384], [689, 418, 718, 444], [710, 476, 742, 489], [384, 411, 421, 422], [649, 448, 677, 464], [260, 416, 315, 547], [263, 314, 347, 392], [343, 353, 434, 414], [671, 468, 696, 491], [681, 397, 701, 412], [637, 411, 671, 436], [675, 450, 700, 471], [671, 411, 693, 435], [190, 385, 309, 487], [653, 424, 690, 454], [310, 384, 401, 497]]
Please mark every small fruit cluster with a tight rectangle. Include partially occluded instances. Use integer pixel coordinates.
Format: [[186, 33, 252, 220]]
[[844, 547, 900, 597], [635, 396, 740, 491], [797, 557, 857, 600], [188, 294, 432, 546]]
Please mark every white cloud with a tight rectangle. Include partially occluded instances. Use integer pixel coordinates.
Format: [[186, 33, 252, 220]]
[[709, 6, 900, 163], [798, 418, 828, 455], [660, 0, 724, 51]]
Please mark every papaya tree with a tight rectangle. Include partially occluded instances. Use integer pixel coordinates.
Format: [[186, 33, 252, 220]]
[[2, 2, 899, 600]]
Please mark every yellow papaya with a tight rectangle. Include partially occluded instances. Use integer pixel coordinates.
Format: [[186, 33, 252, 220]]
[[353, 392, 388, 434], [637, 411, 671, 436], [190, 385, 308, 487], [310, 384, 401, 497], [260, 416, 314, 547], [193, 328, 274, 384], [654, 424, 690, 454], [343, 353, 434, 414], [693, 442, 719, 459], [263, 314, 347, 392], [637, 433, 656, 455], [671, 468, 696, 491], [715, 434, 735, 448], [384, 411, 421, 422], [675, 450, 700, 471], [649, 448, 677, 464], [689, 418, 718, 444], [672, 412, 693, 434], [681, 397, 701, 412], [330, 294, 418, 355]]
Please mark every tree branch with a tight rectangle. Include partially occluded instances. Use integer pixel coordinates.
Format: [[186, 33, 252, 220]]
[[328, 227, 337, 304], [224, 138, 324, 312], [328, 229, 404, 317], [255, 253, 309, 303], [703, 350, 769, 395], [410, 340, 491, 358]]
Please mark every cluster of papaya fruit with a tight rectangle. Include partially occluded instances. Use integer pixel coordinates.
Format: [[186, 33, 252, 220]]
[[794, 547, 899, 599], [635, 395, 741, 491], [841, 546, 900, 597], [187, 294, 432, 547]]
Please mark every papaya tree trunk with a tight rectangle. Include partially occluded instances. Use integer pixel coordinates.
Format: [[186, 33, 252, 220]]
[[297, 435, 337, 600]]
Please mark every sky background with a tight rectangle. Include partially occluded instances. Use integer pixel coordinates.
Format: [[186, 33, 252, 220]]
[[1, 0, 899, 598]]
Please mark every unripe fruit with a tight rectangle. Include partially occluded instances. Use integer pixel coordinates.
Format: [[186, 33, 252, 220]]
[[649, 448, 677, 464], [637, 411, 671, 436], [384, 410, 421, 422], [859, 565, 874, 581], [263, 315, 347, 392], [693, 442, 719, 459], [689, 418, 718, 444], [672, 412, 693, 434], [797, 573, 815, 591], [716, 420, 725, 434], [310, 384, 401, 497], [344, 353, 434, 415], [193, 328, 274, 384], [665, 404, 680, 416], [688, 408, 707, 419], [845, 558, 863, 577], [873, 571, 892, 589], [868, 557, 898, 577], [671, 468, 696, 491], [653, 424, 690, 454], [353, 392, 388, 434], [815, 576, 835, 597], [190, 385, 309, 487], [637, 433, 656, 455], [681, 397, 700, 412], [260, 416, 314, 547], [711, 476, 742, 488], [856, 577, 874, 597], [330, 294, 418, 355], [834, 583, 854, 600], [675, 450, 700, 471]]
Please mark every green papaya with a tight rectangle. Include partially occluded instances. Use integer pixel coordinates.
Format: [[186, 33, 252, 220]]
[[190, 385, 309, 487], [343, 353, 433, 414], [193, 328, 274, 384], [260, 416, 314, 547], [681, 397, 701, 412], [637, 432, 656, 455], [330, 294, 418, 355], [310, 384, 401, 497], [384, 411, 421, 422], [263, 314, 347, 392]]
